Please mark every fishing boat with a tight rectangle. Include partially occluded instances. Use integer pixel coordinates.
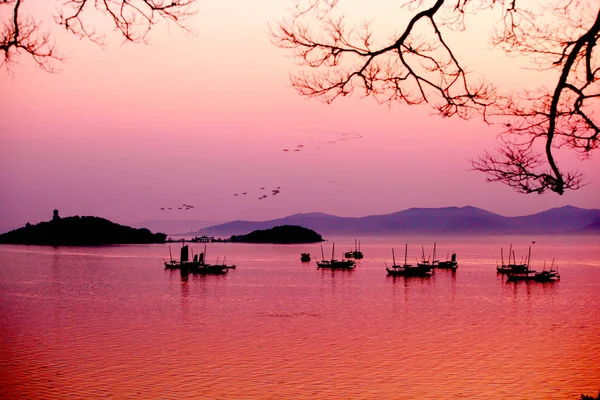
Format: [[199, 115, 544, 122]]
[[508, 256, 561, 283], [164, 243, 204, 269], [506, 246, 537, 281], [421, 242, 458, 269], [417, 245, 434, 268], [344, 239, 364, 259], [300, 253, 311, 262], [190, 255, 235, 274], [496, 244, 529, 274], [165, 244, 234, 274], [437, 252, 458, 269], [317, 243, 355, 269], [533, 261, 560, 282], [386, 244, 432, 276]]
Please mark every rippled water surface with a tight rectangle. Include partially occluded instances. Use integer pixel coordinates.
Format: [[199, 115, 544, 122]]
[[1, 235, 599, 399]]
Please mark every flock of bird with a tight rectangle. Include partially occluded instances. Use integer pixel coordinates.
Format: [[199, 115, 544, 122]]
[[235, 186, 281, 200], [160, 204, 194, 211], [157, 129, 363, 210], [282, 144, 304, 152]]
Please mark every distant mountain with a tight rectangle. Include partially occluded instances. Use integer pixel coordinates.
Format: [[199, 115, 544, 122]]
[[192, 206, 600, 236], [0, 213, 167, 245]]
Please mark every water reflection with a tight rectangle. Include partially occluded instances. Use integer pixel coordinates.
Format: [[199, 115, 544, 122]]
[[1, 238, 598, 400]]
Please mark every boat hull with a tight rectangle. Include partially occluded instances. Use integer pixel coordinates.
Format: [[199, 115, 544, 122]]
[[435, 261, 458, 270], [317, 260, 355, 269], [386, 266, 432, 277]]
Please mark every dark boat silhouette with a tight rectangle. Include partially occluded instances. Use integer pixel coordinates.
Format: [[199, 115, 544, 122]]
[[301, 253, 311, 262], [344, 239, 364, 259], [507, 249, 560, 282], [422, 242, 458, 269], [496, 244, 529, 274], [164, 243, 234, 274], [386, 244, 432, 276], [316, 243, 355, 269]]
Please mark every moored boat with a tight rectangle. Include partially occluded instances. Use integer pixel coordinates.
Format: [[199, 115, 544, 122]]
[[386, 244, 432, 276], [301, 252, 311, 262], [506, 247, 559, 282], [164, 243, 204, 270], [317, 243, 355, 269], [165, 244, 234, 274], [344, 239, 364, 259], [437, 252, 458, 269], [497, 244, 529, 274]]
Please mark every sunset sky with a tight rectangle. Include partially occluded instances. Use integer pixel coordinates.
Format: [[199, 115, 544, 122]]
[[1, 0, 598, 232]]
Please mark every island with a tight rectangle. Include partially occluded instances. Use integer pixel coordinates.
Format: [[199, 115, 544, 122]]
[[0, 210, 167, 246], [229, 225, 324, 244]]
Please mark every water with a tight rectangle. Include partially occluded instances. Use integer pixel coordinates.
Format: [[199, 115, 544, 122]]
[[1, 235, 598, 399]]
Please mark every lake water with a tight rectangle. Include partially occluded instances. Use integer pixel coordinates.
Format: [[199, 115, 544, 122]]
[[1, 235, 598, 399]]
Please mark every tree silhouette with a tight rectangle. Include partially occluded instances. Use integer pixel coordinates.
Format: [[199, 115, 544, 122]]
[[1, 0, 195, 72], [273, 0, 599, 195]]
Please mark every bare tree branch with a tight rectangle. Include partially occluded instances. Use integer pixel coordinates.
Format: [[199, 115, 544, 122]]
[[0, 0, 195, 72], [274, 0, 600, 195]]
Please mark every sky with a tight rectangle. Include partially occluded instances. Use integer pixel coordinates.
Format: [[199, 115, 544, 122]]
[[1, 0, 599, 232]]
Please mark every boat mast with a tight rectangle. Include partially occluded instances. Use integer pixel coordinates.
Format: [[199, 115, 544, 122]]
[[169, 245, 173, 262], [321, 245, 325, 261], [404, 243, 408, 266], [421, 246, 425, 263], [433, 242, 436, 262], [527, 246, 531, 268], [332, 242, 335, 260], [392, 248, 396, 266], [501, 247, 504, 266]]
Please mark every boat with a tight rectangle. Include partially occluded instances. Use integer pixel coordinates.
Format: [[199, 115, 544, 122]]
[[164, 243, 204, 269], [437, 252, 458, 269], [316, 243, 355, 269], [508, 257, 561, 283], [496, 244, 529, 274], [506, 246, 537, 281], [191, 255, 235, 274], [300, 253, 311, 262], [422, 242, 458, 269], [344, 239, 364, 259], [165, 244, 234, 274], [386, 244, 432, 276], [533, 261, 560, 282], [417, 245, 434, 268]]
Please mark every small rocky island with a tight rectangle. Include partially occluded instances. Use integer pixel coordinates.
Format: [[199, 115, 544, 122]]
[[0, 210, 166, 246], [229, 225, 323, 244]]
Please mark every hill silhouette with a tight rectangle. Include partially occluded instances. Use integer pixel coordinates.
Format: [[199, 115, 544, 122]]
[[229, 225, 323, 244], [192, 205, 599, 236], [0, 211, 166, 245]]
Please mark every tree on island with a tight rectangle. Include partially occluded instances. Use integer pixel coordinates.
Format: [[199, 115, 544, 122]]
[[0, 210, 167, 245], [230, 225, 324, 244], [272, 0, 599, 195], [0, 0, 195, 72]]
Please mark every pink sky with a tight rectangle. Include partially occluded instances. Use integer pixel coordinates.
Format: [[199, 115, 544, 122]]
[[1, 0, 598, 231]]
